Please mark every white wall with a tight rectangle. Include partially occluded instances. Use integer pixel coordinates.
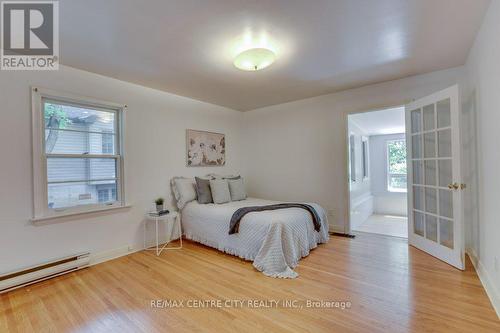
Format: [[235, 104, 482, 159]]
[[369, 133, 407, 216], [347, 120, 373, 229], [463, 0, 500, 314], [243, 66, 464, 232], [348, 121, 371, 201], [0, 65, 244, 273]]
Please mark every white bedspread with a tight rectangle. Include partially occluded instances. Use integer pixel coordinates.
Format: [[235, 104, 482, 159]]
[[181, 198, 329, 278]]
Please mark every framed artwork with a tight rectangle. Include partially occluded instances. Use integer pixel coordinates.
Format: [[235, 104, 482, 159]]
[[186, 129, 225, 166]]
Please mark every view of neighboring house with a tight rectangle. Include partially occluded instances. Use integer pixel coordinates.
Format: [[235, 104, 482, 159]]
[[1, 1, 499, 332], [45, 102, 118, 208]]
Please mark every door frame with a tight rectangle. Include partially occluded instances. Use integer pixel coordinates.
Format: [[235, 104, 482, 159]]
[[345, 105, 407, 235]]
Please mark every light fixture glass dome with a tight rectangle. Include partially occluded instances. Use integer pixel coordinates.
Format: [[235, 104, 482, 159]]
[[233, 48, 276, 71]]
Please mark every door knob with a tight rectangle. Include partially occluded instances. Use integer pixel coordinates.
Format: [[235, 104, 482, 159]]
[[448, 183, 459, 190]]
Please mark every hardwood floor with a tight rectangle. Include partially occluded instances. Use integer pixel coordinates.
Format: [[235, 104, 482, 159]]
[[1, 233, 499, 332]]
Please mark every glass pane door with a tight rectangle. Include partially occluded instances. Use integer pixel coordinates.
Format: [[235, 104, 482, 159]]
[[410, 99, 454, 249], [406, 85, 463, 270]]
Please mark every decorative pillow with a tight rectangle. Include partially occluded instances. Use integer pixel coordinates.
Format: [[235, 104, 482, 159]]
[[195, 177, 213, 204], [209, 178, 231, 204], [171, 177, 197, 209], [228, 177, 247, 201]]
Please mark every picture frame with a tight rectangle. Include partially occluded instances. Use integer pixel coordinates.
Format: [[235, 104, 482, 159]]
[[186, 129, 225, 167]]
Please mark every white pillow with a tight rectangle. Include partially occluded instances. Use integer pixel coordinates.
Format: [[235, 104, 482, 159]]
[[209, 178, 231, 204], [228, 178, 246, 201], [171, 177, 197, 209]]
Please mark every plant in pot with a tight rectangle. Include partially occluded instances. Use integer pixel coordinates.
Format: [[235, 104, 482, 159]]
[[155, 198, 164, 212]]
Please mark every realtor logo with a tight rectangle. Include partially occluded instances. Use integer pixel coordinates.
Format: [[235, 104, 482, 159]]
[[1, 1, 59, 70]]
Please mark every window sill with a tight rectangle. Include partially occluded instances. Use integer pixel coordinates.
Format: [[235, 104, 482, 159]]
[[387, 189, 408, 193], [31, 204, 132, 224]]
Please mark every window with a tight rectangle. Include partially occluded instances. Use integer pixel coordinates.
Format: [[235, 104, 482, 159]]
[[97, 185, 116, 203], [361, 137, 369, 179], [32, 88, 125, 219], [349, 135, 356, 182], [97, 189, 110, 203], [387, 139, 407, 192], [101, 130, 114, 154]]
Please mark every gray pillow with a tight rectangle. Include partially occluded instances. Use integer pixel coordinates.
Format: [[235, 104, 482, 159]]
[[228, 178, 247, 201], [195, 177, 213, 204], [209, 179, 231, 204]]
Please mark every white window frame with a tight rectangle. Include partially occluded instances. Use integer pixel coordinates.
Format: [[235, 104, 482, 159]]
[[31, 87, 127, 221], [386, 139, 407, 193], [361, 136, 369, 180]]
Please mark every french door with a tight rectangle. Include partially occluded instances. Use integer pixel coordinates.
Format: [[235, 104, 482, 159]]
[[405, 85, 464, 270]]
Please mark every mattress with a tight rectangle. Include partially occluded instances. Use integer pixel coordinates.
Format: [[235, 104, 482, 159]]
[[181, 197, 329, 278]]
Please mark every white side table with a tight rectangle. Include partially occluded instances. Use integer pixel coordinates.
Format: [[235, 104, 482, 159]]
[[143, 211, 182, 256]]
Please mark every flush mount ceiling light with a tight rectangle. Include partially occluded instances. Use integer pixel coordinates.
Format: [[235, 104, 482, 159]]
[[233, 47, 276, 71]]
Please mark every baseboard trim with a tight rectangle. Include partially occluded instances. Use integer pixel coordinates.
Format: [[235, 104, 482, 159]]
[[329, 224, 346, 234], [467, 248, 500, 319]]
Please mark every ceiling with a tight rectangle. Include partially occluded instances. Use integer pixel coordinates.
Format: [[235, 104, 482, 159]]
[[349, 107, 405, 136], [59, 0, 490, 111]]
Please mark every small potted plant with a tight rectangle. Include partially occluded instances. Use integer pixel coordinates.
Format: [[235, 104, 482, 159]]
[[155, 198, 164, 212]]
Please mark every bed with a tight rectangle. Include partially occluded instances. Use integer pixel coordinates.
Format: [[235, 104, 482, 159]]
[[181, 197, 329, 278]]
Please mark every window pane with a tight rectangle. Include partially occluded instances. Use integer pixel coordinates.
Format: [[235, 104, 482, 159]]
[[44, 101, 116, 133], [436, 98, 451, 128], [413, 160, 423, 184], [424, 132, 436, 158], [413, 186, 423, 211], [438, 129, 452, 158], [438, 159, 453, 188], [425, 188, 437, 214], [387, 140, 407, 174], [423, 104, 435, 131], [40, 97, 122, 213], [101, 131, 114, 154], [411, 134, 421, 159], [425, 215, 438, 242], [389, 174, 407, 191], [440, 219, 454, 249], [48, 181, 117, 209], [387, 140, 407, 192], [47, 158, 116, 183], [414, 211, 424, 236], [439, 189, 453, 218], [424, 160, 436, 186], [45, 130, 115, 155], [411, 109, 421, 133]]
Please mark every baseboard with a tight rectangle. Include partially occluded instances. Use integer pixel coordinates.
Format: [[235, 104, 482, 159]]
[[329, 224, 346, 234], [467, 248, 500, 318], [90, 245, 140, 266]]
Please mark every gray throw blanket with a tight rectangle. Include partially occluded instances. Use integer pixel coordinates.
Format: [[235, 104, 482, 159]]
[[229, 203, 322, 234]]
